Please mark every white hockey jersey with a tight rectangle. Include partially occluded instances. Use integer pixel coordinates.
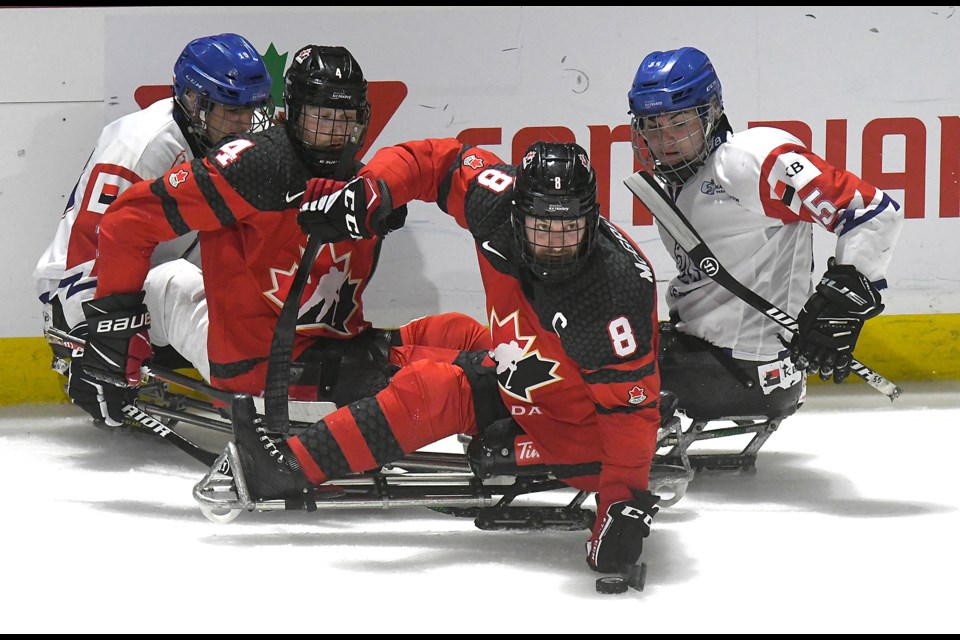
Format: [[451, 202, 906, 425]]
[[33, 97, 199, 331], [662, 126, 903, 361]]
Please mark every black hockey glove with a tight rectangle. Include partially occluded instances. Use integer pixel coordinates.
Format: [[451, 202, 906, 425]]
[[81, 291, 153, 388], [297, 176, 404, 243], [68, 359, 133, 427], [789, 258, 884, 383], [587, 489, 660, 573]]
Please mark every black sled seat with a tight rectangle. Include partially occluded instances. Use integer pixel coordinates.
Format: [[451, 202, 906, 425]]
[[656, 322, 805, 472]]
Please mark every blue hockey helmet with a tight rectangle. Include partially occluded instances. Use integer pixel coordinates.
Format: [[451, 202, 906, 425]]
[[627, 47, 724, 186], [173, 33, 274, 154], [511, 141, 601, 283]]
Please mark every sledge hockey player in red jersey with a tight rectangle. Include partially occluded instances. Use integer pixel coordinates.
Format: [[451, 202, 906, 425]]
[[221, 139, 663, 573], [627, 47, 902, 428], [34, 32, 274, 427], [74, 45, 487, 414]]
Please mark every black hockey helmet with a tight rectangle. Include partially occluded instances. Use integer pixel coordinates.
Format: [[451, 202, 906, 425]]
[[511, 141, 600, 283], [284, 44, 371, 175]]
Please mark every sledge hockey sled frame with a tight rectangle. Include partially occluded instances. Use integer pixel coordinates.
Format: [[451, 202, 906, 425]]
[[191, 392, 694, 529], [192, 433, 694, 529], [654, 412, 788, 472], [45, 327, 694, 528]]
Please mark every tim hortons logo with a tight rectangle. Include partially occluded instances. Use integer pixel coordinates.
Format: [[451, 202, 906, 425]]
[[515, 438, 541, 464]]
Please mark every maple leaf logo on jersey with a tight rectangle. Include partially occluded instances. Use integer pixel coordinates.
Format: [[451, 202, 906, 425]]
[[462, 154, 484, 170], [628, 386, 647, 405], [489, 309, 562, 403], [168, 169, 189, 188], [264, 244, 361, 336]]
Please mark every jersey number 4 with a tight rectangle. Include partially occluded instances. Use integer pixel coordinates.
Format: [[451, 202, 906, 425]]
[[214, 139, 255, 168]]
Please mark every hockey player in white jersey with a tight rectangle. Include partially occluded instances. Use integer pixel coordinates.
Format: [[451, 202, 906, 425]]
[[34, 32, 273, 426], [626, 47, 902, 453]]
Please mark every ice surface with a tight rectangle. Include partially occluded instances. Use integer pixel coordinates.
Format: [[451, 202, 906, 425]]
[[2, 381, 957, 633]]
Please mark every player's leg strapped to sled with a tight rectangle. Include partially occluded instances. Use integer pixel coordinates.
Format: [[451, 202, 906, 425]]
[[193, 348, 693, 528]]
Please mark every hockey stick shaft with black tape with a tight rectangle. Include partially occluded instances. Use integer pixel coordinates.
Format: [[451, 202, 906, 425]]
[[49, 327, 337, 425], [45, 327, 235, 404], [623, 170, 902, 401], [262, 133, 361, 435], [262, 232, 321, 435]]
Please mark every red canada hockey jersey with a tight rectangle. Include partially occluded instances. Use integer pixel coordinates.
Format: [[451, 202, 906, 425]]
[[94, 127, 382, 394], [363, 138, 661, 507]]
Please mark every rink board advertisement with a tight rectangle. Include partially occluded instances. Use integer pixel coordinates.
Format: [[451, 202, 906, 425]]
[[100, 7, 960, 325]]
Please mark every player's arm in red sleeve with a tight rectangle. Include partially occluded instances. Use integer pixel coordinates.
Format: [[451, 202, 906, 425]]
[[582, 341, 662, 574], [586, 344, 661, 510], [299, 138, 506, 241], [94, 179, 181, 296], [361, 138, 507, 227], [94, 158, 252, 296], [582, 307, 662, 573]]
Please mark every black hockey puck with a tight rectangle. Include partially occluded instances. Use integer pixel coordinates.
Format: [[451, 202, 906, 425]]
[[595, 576, 628, 594]]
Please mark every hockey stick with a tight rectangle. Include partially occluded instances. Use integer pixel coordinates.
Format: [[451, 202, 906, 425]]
[[623, 170, 902, 401], [262, 232, 323, 434], [45, 327, 235, 404], [44, 328, 220, 466], [263, 133, 361, 434], [116, 400, 219, 466], [46, 326, 336, 427]]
